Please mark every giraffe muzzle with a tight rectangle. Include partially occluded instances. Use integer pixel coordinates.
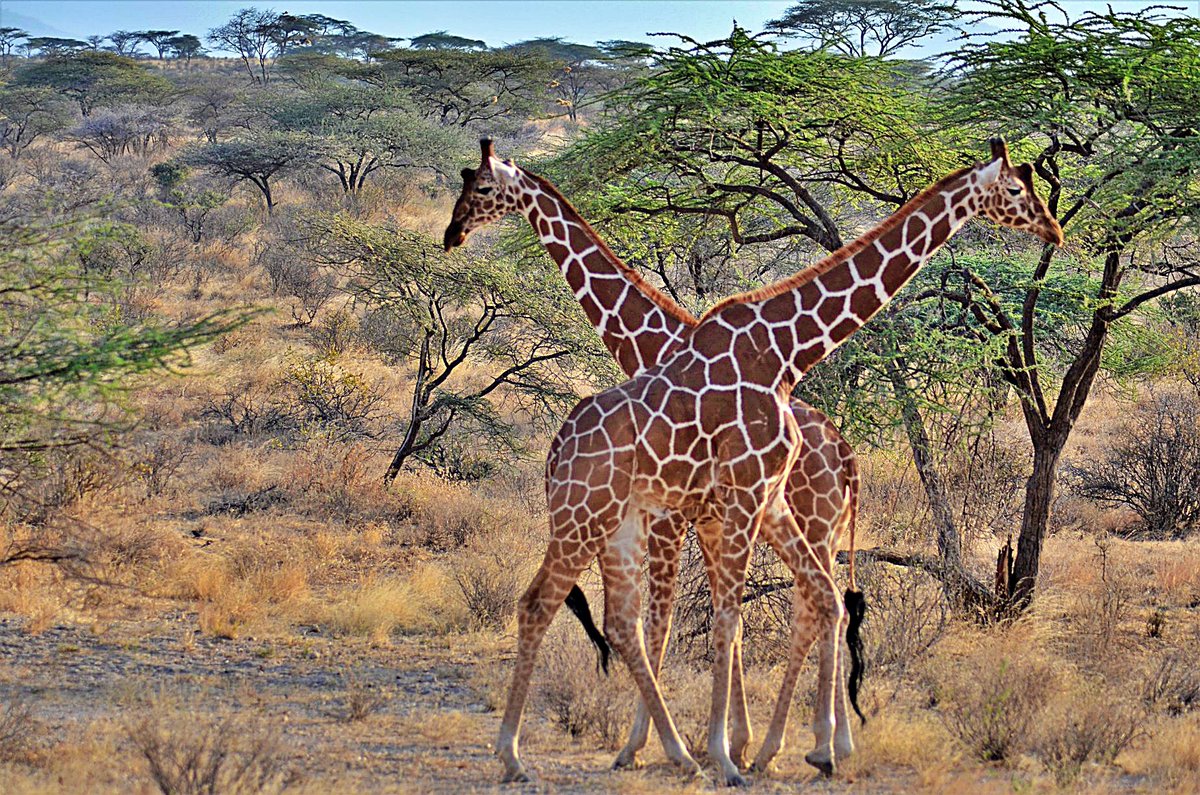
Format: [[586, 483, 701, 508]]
[[1039, 219, 1065, 247], [443, 221, 467, 252]]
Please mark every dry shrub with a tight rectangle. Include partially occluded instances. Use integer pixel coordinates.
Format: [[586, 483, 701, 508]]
[[0, 697, 37, 762], [532, 629, 635, 749], [287, 441, 396, 526], [167, 541, 310, 639], [394, 471, 534, 551], [92, 523, 182, 578], [928, 626, 1059, 762], [332, 675, 388, 724], [0, 559, 67, 634], [1072, 538, 1135, 658], [846, 710, 957, 785], [130, 436, 192, 500], [126, 706, 295, 795], [860, 562, 951, 678], [454, 550, 519, 631], [1143, 645, 1200, 716], [1035, 677, 1144, 785], [1120, 714, 1200, 789]]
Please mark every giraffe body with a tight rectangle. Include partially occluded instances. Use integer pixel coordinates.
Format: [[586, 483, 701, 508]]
[[452, 139, 1062, 784], [447, 142, 859, 774]]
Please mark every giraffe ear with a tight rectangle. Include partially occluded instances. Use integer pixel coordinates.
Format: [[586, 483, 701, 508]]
[[977, 157, 1004, 187], [461, 167, 476, 182]]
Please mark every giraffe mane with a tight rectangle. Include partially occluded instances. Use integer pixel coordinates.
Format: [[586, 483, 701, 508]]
[[524, 171, 700, 328], [699, 166, 974, 321]]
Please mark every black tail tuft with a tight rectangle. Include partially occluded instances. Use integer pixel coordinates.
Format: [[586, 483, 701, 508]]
[[844, 588, 867, 725], [564, 585, 611, 675]]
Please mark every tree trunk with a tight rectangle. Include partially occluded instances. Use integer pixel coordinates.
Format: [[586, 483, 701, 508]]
[[1008, 438, 1063, 607], [886, 356, 993, 611], [384, 331, 432, 484]]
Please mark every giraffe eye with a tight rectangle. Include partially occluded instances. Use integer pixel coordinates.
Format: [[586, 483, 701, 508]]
[[477, 187, 493, 195], [1007, 186, 1023, 196]]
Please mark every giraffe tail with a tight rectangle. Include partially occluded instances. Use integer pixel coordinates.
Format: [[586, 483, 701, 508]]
[[841, 479, 868, 725], [565, 584, 611, 675]]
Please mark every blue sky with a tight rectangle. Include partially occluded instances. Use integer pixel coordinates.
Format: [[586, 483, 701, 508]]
[[1, 0, 1194, 50], [0, 1, 794, 46]]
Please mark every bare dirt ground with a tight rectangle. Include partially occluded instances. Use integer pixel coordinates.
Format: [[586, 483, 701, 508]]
[[0, 612, 895, 794]]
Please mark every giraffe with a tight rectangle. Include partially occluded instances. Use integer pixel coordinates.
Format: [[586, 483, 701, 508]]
[[493, 138, 1062, 785], [444, 138, 863, 773]]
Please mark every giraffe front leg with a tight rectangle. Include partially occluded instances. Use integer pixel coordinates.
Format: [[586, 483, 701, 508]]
[[728, 619, 753, 770], [601, 516, 701, 780], [614, 510, 686, 771], [705, 496, 761, 787], [692, 519, 753, 773]]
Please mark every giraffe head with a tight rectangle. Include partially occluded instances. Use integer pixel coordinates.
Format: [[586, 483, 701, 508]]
[[443, 138, 525, 252], [974, 138, 1064, 246]]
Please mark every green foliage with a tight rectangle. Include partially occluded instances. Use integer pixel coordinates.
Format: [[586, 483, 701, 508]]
[[0, 84, 73, 159], [0, 213, 242, 456], [315, 216, 601, 475], [264, 78, 471, 193], [15, 51, 172, 115], [363, 47, 553, 131], [944, 1, 1200, 247], [180, 132, 309, 212], [553, 28, 961, 251], [407, 31, 486, 51], [26, 37, 90, 57]]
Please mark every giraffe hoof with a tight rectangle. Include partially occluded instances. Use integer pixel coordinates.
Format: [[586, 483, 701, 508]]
[[612, 752, 641, 770], [722, 770, 749, 787], [804, 751, 836, 778], [748, 759, 774, 775], [674, 755, 704, 780], [501, 766, 532, 784]]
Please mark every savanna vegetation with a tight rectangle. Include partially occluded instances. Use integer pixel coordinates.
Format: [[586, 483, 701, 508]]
[[0, 2, 1198, 792]]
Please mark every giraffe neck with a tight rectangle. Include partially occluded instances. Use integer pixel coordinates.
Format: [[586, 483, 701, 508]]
[[696, 165, 984, 391], [514, 171, 696, 378]]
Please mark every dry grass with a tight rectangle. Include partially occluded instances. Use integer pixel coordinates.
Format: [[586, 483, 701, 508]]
[[306, 564, 468, 643]]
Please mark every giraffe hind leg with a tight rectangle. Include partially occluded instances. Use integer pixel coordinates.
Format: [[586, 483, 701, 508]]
[[496, 543, 597, 783]]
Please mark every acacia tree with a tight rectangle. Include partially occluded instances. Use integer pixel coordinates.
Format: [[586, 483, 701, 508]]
[[166, 34, 204, 66], [208, 8, 283, 84], [407, 31, 486, 51], [767, 0, 959, 57], [936, 0, 1200, 607], [309, 218, 599, 483], [15, 51, 173, 115], [180, 132, 308, 213], [0, 28, 27, 64], [267, 80, 468, 195], [557, 12, 1200, 611], [503, 38, 615, 122], [0, 86, 73, 159], [27, 37, 90, 57], [136, 30, 180, 60], [362, 47, 551, 133], [107, 30, 142, 57]]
